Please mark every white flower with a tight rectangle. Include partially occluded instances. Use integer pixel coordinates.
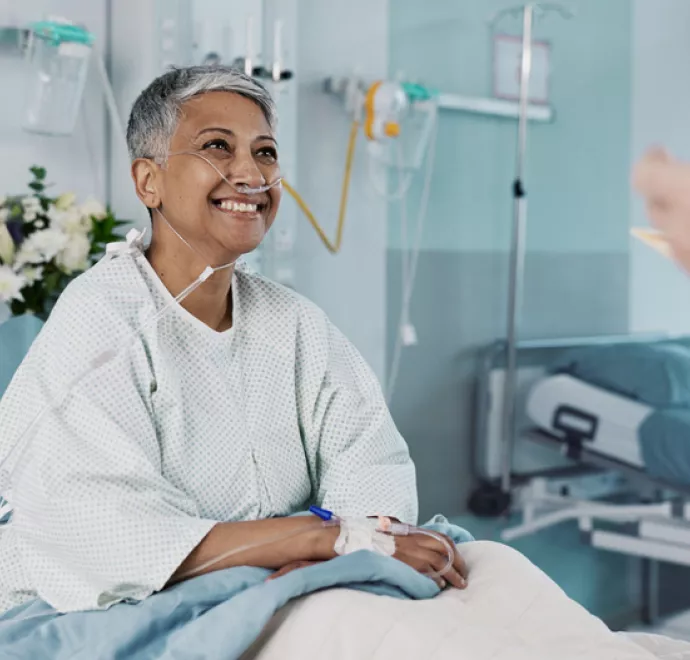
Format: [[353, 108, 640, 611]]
[[35, 219, 45, 229], [24, 210, 37, 222], [15, 229, 68, 266], [49, 206, 90, 235], [0, 196, 6, 207], [56, 233, 91, 274], [0, 265, 26, 303], [0, 223, 15, 264], [14, 245, 41, 268], [0, 208, 9, 224], [79, 197, 107, 220], [55, 192, 76, 211], [21, 266, 43, 284], [21, 196, 40, 209]]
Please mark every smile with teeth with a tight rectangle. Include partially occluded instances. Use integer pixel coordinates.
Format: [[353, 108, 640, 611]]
[[214, 200, 260, 213]]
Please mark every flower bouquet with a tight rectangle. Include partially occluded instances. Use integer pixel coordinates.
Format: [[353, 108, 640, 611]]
[[0, 166, 127, 319]]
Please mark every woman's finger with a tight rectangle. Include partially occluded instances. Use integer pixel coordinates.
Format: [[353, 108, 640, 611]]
[[413, 532, 466, 579], [395, 547, 459, 588], [266, 560, 317, 581], [436, 533, 467, 579], [426, 551, 465, 589]]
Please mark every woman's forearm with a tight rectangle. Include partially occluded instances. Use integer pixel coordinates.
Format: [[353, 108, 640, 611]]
[[170, 516, 338, 584]]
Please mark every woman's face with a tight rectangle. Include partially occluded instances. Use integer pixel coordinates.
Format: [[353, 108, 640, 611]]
[[142, 91, 281, 264]]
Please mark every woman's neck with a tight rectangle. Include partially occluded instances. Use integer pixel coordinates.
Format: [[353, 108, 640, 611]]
[[146, 232, 235, 332]]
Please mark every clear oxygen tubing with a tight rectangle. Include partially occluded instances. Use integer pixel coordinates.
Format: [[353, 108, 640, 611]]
[[164, 150, 284, 195], [176, 513, 456, 583], [0, 221, 237, 511], [385, 108, 439, 403]]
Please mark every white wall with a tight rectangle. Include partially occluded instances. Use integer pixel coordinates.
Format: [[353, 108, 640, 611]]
[[109, 0, 195, 227], [293, 0, 389, 380], [0, 0, 106, 201], [630, 0, 690, 334]]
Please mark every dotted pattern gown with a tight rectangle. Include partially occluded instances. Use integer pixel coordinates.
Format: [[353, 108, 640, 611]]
[[0, 240, 417, 614]]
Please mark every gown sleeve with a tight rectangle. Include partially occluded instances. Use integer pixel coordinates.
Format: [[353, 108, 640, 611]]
[[0, 280, 216, 613], [295, 302, 418, 524]]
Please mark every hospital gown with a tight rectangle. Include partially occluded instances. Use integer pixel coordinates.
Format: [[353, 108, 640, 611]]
[[0, 243, 417, 614]]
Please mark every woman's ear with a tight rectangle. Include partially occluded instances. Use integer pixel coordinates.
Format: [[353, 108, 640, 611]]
[[131, 159, 162, 211]]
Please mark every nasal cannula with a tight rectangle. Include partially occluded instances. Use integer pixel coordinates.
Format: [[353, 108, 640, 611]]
[[162, 150, 284, 195], [0, 154, 455, 587]]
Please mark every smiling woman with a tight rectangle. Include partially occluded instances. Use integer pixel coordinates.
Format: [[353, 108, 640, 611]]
[[0, 66, 449, 616]]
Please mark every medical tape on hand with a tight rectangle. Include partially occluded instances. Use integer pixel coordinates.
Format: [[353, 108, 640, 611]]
[[334, 517, 396, 556]]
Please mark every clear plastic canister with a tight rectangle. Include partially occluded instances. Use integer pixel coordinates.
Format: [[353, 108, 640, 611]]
[[22, 22, 94, 136]]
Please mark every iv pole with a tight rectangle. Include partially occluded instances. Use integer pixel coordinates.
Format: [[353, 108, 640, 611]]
[[500, 3, 534, 500], [495, 3, 573, 504]]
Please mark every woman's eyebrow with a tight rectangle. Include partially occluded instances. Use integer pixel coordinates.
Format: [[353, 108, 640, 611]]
[[196, 127, 235, 138], [195, 127, 278, 146]]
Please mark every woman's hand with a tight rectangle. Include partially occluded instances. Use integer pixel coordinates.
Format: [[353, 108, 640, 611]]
[[393, 531, 467, 590], [273, 526, 468, 590], [633, 148, 690, 274]]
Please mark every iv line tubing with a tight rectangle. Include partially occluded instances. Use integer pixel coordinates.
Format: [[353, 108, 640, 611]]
[[175, 516, 456, 583]]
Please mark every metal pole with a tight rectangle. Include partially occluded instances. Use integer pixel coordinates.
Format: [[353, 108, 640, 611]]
[[500, 4, 534, 495]]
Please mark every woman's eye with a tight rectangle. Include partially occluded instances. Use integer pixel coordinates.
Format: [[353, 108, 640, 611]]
[[257, 147, 278, 161], [203, 138, 230, 151]]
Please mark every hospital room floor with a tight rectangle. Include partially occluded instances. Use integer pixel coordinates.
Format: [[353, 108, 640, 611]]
[[452, 513, 690, 639]]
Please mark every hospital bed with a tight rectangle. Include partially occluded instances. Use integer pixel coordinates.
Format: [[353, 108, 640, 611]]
[[472, 332, 690, 626]]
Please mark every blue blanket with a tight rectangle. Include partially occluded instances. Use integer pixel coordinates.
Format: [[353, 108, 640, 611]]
[[0, 518, 473, 660]]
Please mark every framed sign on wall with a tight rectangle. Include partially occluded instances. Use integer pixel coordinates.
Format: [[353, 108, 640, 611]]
[[493, 34, 551, 105]]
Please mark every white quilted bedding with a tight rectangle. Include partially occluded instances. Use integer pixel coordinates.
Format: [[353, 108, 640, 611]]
[[243, 541, 690, 660]]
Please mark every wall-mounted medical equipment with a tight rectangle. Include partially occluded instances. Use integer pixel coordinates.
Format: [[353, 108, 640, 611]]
[[18, 19, 127, 155], [22, 21, 93, 136], [311, 77, 440, 400], [296, 78, 437, 257]]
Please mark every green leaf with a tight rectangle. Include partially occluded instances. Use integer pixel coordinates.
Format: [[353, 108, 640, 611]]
[[43, 271, 61, 293], [30, 166, 47, 181], [28, 182, 45, 192], [10, 299, 27, 316]]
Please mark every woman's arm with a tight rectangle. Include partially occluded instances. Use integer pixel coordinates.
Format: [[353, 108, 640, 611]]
[[169, 516, 338, 583], [295, 304, 418, 524]]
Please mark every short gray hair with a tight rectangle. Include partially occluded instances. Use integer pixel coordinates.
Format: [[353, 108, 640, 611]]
[[126, 66, 277, 161]]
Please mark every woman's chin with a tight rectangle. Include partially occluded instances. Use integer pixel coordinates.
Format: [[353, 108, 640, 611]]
[[216, 231, 265, 259]]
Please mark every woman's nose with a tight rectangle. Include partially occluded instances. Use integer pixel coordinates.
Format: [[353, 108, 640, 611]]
[[230, 150, 266, 187]]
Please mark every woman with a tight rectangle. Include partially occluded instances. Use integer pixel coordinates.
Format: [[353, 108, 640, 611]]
[[0, 66, 466, 615]]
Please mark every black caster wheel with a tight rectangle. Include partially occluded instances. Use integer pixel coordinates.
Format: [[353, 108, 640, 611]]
[[467, 483, 512, 517]]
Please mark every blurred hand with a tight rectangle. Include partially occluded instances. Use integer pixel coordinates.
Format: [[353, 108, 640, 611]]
[[633, 147, 690, 274]]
